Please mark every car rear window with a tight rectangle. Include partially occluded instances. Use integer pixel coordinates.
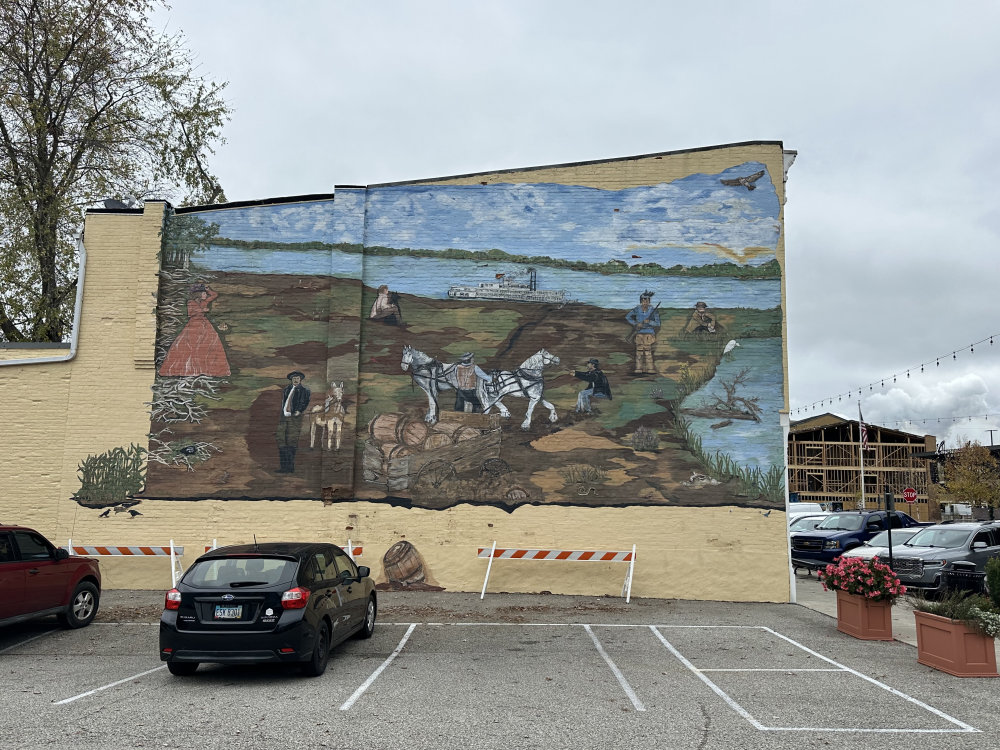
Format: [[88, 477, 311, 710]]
[[184, 557, 297, 588]]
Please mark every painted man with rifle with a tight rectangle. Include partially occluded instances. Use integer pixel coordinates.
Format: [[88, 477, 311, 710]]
[[625, 290, 660, 375]]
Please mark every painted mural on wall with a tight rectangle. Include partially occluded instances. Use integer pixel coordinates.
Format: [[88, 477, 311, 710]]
[[119, 162, 785, 511]]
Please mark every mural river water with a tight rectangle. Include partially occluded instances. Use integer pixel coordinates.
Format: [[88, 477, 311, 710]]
[[680, 338, 785, 469], [192, 246, 781, 311]]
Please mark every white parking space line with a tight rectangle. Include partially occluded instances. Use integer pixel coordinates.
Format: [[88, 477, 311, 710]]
[[650, 625, 979, 734], [698, 668, 845, 672], [583, 624, 646, 712], [0, 629, 58, 655], [53, 665, 167, 706], [649, 626, 763, 728], [760, 626, 979, 733], [340, 623, 417, 711]]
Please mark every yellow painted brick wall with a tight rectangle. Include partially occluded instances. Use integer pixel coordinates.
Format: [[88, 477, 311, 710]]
[[0, 203, 164, 548], [1, 148, 793, 601]]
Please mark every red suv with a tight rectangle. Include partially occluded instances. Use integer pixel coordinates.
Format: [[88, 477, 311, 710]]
[[0, 524, 102, 628]]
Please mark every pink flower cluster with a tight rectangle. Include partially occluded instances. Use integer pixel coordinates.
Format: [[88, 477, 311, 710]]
[[817, 556, 907, 603]]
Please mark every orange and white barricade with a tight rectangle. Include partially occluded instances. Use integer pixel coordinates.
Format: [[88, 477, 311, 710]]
[[66, 539, 185, 587], [478, 542, 636, 602]]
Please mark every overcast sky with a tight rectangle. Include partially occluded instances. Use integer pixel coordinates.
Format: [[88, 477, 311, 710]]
[[153, 0, 1000, 448]]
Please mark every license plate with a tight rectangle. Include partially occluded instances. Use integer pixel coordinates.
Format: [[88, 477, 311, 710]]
[[214, 605, 243, 620]]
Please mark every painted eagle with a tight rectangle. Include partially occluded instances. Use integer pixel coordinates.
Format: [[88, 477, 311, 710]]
[[720, 170, 765, 191]]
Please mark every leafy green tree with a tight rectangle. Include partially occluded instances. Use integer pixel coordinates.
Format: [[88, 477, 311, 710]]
[[943, 441, 1000, 518], [0, 0, 230, 342]]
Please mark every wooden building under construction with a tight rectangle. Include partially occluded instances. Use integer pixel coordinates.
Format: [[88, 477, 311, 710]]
[[788, 413, 936, 520]]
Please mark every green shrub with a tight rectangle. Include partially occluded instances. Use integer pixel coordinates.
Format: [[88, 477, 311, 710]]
[[986, 557, 1000, 609]]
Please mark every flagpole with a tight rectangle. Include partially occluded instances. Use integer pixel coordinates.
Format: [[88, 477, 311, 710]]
[[858, 402, 866, 511]]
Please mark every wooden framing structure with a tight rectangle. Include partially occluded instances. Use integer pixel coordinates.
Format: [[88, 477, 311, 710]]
[[787, 413, 936, 520]]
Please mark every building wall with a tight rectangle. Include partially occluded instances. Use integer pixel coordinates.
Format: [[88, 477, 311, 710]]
[[0, 144, 794, 600]]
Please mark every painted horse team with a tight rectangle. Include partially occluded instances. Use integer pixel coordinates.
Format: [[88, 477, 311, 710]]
[[401, 345, 561, 430]]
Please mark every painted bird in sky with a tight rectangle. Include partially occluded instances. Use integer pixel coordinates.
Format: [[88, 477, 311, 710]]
[[720, 170, 765, 191]]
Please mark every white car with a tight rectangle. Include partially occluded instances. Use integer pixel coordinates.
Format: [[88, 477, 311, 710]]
[[839, 528, 922, 560], [788, 513, 831, 532], [787, 502, 826, 523]]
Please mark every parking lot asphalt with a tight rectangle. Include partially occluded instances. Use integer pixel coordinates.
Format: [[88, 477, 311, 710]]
[[2, 584, 999, 750]]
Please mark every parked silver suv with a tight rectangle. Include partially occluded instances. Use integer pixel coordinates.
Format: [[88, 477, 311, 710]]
[[889, 521, 1000, 594]]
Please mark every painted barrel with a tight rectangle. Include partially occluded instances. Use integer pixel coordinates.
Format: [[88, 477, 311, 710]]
[[369, 413, 428, 446], [383, 540, 425, 585], [378, 442, 413, 460], [399, 419, 430, 447], [369, 413, 406, 443], [422, 433, 453, 451], [431, 421, 464, 438], [454, 426, 482, 442]]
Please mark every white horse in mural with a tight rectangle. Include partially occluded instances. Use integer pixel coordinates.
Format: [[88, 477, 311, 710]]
[[479, 349, 560, 430], [400, 345, 463, 424], [400, 345, 560, 429]]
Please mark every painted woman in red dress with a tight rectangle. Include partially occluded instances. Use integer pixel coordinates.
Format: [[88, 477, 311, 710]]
[[159, 284, 231, 376]]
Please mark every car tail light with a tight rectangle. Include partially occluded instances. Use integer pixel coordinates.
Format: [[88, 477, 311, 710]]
[[281, 587, 311, 609], [165, 589, 182, 610]]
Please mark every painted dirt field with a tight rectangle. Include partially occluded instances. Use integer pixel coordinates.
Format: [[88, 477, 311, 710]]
[[141, 271, 782, 511]]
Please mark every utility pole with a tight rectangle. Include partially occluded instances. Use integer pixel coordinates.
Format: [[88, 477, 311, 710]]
[[988, 429, 997, 446]]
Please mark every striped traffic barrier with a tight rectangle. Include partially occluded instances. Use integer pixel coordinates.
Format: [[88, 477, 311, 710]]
[[66, 539, 185, 587], [478, 542, 636, 602], [344, 540, 362, 560], [67, 544, 183, 556]]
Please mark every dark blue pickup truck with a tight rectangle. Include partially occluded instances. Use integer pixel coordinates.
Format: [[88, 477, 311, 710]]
[[790, 510, 930, 570]]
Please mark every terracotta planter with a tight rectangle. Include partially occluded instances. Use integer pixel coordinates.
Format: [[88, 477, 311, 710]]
[[835, 589, 893, 641], [914, 610, 999, 677]]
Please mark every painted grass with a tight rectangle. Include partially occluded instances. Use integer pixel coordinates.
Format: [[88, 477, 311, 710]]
[[674, 416, 784, 504]]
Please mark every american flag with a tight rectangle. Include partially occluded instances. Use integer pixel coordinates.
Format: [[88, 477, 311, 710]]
[[859, 406, 869, 450]]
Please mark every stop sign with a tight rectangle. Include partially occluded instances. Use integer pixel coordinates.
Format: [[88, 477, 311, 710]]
[[902, 487, 918, 503]]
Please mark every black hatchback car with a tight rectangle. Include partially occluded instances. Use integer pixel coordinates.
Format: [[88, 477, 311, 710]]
[[159, 542, 376, 676]]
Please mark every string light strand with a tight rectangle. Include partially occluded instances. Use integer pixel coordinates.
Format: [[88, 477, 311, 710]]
[[793, 333, 999, 416]]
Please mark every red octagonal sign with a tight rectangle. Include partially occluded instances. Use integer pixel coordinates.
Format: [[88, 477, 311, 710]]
[[902, 487, 918, 503]]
